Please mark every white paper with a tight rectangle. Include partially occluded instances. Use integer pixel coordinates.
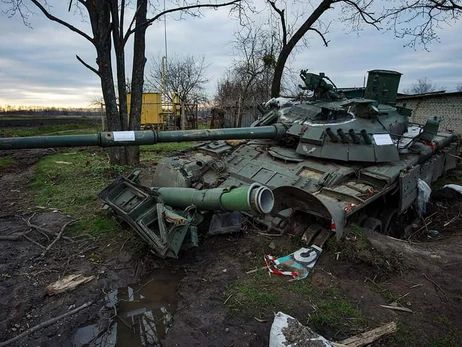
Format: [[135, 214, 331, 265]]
[[373, 133, 394, 146], [113, 131, 135, 141]]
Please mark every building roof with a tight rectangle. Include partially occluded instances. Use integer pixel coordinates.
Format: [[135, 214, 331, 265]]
[[397, 91, 462, 100]]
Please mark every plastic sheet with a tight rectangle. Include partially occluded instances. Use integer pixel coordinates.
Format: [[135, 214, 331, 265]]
[[416, 179, 431, 215]]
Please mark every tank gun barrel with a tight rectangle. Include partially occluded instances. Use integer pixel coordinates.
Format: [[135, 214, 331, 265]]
[[0, 125, 286, 150]]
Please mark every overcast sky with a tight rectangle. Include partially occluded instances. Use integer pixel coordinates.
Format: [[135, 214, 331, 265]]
[[0, 1, 461, 108]]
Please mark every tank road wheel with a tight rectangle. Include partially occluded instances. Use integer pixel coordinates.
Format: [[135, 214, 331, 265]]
[[380, 207, 399, 237], [362, 217, 382, 233]]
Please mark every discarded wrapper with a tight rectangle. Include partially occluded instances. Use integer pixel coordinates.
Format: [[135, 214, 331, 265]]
[[264, 245, 323, 280]]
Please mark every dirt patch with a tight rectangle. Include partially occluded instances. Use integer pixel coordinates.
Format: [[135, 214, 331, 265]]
[[1, 149, 462, 346]]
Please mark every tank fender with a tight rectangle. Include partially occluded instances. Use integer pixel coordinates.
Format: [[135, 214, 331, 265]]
[[271, 186, 346, 239]]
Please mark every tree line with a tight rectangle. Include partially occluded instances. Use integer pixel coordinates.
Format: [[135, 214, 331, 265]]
[[1, 0, 461, 165]]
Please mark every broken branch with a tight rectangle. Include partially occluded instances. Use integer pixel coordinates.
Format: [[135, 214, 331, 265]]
[[0, 230, 30, 240], [41, 219, 76, 257], [46, 274, 95, 296], [380, 305, 413, 313], [0, 301, 93, 347], [24, 214, 75, 242], [423, 273, 448, 301], [338, 321, 398, 347], [22, 234, 46, 249]]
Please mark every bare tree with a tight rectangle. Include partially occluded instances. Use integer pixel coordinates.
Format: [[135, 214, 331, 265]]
[[457, 83, 462, 92], [403, 77, 445, 94], [146, 54, 210, 105], [2, 0, 244, 165], [215, 25, 280, 126], [380, 0, 462, 49], [267, 0, 380, 97], [265, 0, 462, 97]]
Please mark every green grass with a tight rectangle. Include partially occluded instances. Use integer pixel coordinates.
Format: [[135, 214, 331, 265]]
[[0, 156, 15, 169], [31, 151, 124, 236], [140, 142, 194, 152], [310, 298, 366, 333], [238, 285, 278, 307], [140, 142, 195, 162], [225, 268, 368, 336], [0, 124, 100, 137], [326, 224, 407, 275]]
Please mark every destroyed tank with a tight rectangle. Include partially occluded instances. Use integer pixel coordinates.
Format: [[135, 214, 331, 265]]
[[0, 69, 459, 259], [151, 69, 459, 245]]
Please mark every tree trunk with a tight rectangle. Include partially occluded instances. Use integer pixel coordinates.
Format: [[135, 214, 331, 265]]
[[271, 0, 333, 97], [90, 1, 127, 165], [127, 0, 148, 165], [110, 0, 129, 132]]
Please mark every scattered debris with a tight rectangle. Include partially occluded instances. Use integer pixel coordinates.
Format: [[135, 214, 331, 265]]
[[337, 321, 398, 347], [269, 312, 334, 347], [41, 219, 76, 257], [223, 294, 234, 305], [245, 266, 266, 274], [254, 317, 268, 323], [432, 184, 462, 200], [0, 302, 93, 347], [416, 179, 431, 215], [423, 273, 448, 301], [99, 175, 274, 258], [46, 274, 95, 296], [0, 230, 30, 241], [208, 211, 243, 235], [380, 304, 413, 313], [264, 245, 322, 280], [270, 312, 398, 347]]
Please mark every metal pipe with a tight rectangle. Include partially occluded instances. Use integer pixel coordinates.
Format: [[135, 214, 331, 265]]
[[348, 129, 361, 144], [325, 128, 339, 142], [360, 129, 372, 144], [337, 129, 349, 143], [0, 125, 286, 150]]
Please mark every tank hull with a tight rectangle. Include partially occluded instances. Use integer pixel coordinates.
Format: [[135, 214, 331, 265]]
[[153, 129, 459, 239]]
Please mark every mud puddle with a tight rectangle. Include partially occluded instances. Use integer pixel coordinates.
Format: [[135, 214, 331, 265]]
[[73, 268, 182, 347]]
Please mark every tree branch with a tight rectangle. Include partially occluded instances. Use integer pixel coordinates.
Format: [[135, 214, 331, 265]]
[[267, 0, 287, 46], [30, 0, 94, 44], [76, 55, 100, 76], [307, 27, 330, 46], [123, 0, 144, 45], [129, 0, 241, 37], [342, 0, 379, 29]]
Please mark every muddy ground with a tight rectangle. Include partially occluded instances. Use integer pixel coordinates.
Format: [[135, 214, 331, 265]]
[[1, 148, 462, 347]]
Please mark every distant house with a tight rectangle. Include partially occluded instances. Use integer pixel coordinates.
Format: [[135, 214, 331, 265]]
[[396, 91, 462, 134]]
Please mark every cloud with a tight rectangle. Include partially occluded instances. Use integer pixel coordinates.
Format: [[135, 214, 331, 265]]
[[0, 1, 461, 108]]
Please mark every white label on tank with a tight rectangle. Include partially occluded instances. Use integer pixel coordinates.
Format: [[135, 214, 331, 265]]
[[373, 134, 393, 146], [113, 131, 135, 141]]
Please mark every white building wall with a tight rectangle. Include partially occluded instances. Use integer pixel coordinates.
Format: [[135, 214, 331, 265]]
[[396, 94, 462, 134]]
